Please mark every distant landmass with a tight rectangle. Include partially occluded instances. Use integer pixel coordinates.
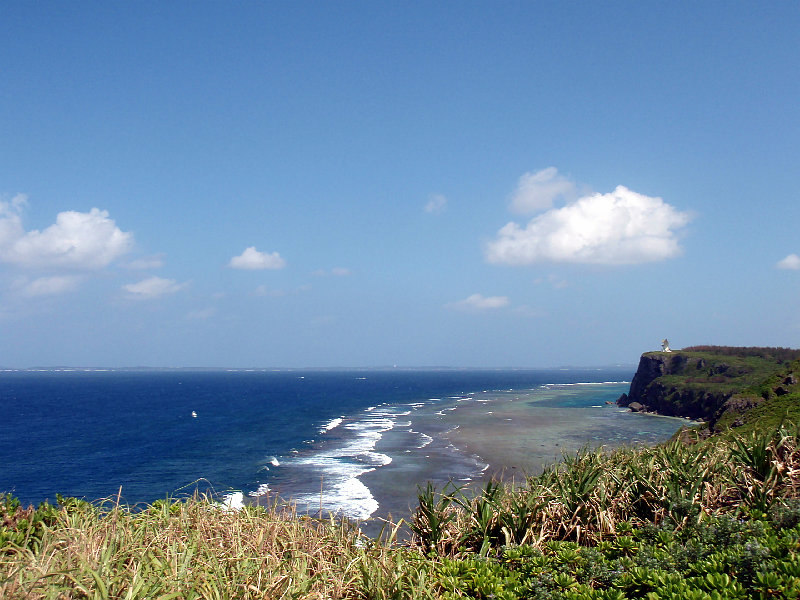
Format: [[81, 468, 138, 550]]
[[617, 345, 800, 437]]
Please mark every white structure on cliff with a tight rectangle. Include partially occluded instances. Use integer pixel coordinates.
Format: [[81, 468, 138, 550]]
[[661, 338, 672, 352]]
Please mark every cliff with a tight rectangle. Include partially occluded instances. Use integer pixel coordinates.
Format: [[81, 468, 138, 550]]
[[617, 346, 800, 431]]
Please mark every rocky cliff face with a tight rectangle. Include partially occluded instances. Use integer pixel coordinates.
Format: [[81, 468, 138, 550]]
[[618, 347, 800, 433], [617, 352, 734, 422]]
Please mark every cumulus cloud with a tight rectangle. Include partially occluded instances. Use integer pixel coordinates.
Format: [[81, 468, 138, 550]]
[[123, 276, 186, 299], [229, 246, 286, 270], [509, 167, 577, 214], [487, 185, 691, 266], [17, 275, 83, 297], [446, 293, 510, 312], [424, 194, 448, 214], [0, 197, 133, 269], [0, 194, 27, 239], [777, 254, 800, 270]]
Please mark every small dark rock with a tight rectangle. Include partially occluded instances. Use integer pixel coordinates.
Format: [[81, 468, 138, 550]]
[[628, 401, 645, 413]]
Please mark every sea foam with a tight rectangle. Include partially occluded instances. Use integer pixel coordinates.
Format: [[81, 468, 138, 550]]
[[261, 405, 403, 520], [221, 491, 245, 511], [320, 417, 344, 433]]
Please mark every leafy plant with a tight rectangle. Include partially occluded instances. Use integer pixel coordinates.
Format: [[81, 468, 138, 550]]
[[409, 482, 459, 555]]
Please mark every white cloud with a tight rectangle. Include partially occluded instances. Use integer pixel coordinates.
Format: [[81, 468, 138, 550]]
[[425, 194, 448, 214], [127, 254, 165, 270], [0, 199, 133, 269], [17, 275, 83, 297], [777, 254, 800, 270], [487, 185, 691, 265], [446, 293, 510, 312], [123, 276, 186, 299], [229, 246, 286, 270], [509, 167, 576, 214]]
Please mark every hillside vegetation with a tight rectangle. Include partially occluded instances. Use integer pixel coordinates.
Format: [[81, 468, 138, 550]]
[[617, 346, 800, 433], [2, 347, 800, 599]]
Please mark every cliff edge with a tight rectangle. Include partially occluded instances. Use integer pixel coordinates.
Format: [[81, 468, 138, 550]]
[[617, 346, 800, 431]]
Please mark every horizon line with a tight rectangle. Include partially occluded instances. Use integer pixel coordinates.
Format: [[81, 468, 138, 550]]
[[0, 364, 638, 372]]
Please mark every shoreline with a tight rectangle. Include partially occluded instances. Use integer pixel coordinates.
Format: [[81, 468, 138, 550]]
[[356, 383, 688, 529]]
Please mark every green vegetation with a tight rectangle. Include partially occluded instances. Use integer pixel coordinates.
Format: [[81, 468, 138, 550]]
[[3, 347, 800, 598], [656, 354, 786, 395], [681, 346, 800, 363], [621, 348, 800, 428], [408, 424, 800, 599]]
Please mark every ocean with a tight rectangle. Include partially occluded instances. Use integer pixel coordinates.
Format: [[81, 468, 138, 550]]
[[0, 368, 686, 523]]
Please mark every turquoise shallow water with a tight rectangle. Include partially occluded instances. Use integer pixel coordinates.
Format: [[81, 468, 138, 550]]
[[0, 369, 685, 526], [358, 382, 687, 523]]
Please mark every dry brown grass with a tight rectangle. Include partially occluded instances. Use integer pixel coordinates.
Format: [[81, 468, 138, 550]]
[[6, 425, 800, 597], [0, 495, 436, 599]]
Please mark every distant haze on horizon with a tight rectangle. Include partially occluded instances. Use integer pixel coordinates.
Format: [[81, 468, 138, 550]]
[[1, 2, 798, 368], [0, 364, 640, 372]]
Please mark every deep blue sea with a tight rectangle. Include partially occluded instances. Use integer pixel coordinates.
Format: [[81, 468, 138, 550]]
[[0, 368, 686, 522]]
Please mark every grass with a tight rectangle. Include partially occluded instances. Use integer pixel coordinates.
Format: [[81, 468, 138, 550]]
[[0, 493, 438, 599], [4, 422, 800, 598], [715, 392, 800, 438], [405, 423, 800, 599], [3, 347, 800, 598], [653, 353, 789, 396], [409, 424, 800, 554]]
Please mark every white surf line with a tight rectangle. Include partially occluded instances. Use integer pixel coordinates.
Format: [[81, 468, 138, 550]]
[[320, 416, 344, 433]]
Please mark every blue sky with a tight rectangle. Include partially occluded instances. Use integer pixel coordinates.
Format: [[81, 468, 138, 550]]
[[1, 2, 798, 368]]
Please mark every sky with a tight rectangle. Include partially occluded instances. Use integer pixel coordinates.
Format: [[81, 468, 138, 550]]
[[1, 2, 799, 368]]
